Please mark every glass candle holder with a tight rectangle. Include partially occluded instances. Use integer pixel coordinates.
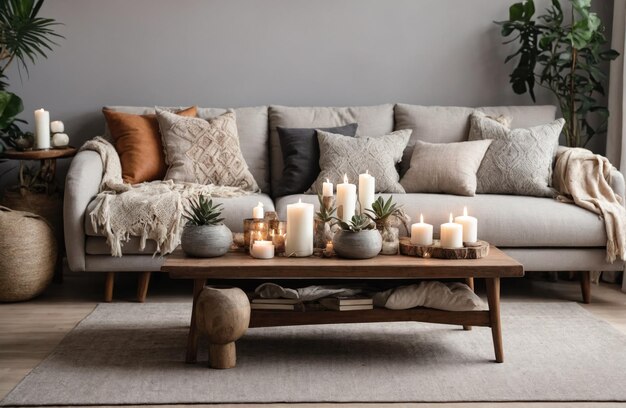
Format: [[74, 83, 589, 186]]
[[243, 218, 269, 252], [269, 222, 287, 254]]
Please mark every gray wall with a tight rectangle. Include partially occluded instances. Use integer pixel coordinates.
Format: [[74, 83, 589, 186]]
[[0, 0, 614, 189]]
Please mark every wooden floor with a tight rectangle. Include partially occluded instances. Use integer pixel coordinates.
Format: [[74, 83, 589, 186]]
[[1, 269, 625, 408]]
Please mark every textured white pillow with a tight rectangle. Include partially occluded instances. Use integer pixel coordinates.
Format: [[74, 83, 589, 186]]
[[373, 281, 486, 311], [400, 139, 492, 196]]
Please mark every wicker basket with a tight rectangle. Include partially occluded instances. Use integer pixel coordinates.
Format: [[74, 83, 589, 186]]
[[0, 206, 57, 302]]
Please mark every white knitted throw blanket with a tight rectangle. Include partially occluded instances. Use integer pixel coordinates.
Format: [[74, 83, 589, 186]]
[[553, 147, 626, 263], [80, 137, 252, 256]]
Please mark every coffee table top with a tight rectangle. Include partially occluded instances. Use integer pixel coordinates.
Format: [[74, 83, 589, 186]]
[[163, 247, 523, 279]]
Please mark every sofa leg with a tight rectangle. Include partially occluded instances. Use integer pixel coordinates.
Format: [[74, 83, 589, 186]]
[[104, 272, 115, 302], [580, 271, 591, 304], [137, 272, 151, 303]]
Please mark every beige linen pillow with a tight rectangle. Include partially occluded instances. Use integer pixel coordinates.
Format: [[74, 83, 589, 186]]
[[400, 139, 492, 196], [156, 108, 260, 191], [469, 111, 564, 197], [310, 129, 411, 194]]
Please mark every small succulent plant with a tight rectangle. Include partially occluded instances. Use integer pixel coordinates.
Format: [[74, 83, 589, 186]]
[[333, 213, 375, 232], [315, 193, 336, 222], [184, 196, 225, 226], [365, 196, 402, 225]]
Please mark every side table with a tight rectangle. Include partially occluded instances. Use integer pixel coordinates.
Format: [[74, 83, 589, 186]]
[[1, 147, 78, 282]]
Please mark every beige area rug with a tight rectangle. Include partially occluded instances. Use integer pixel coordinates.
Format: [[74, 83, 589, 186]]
[[2, 302, 626, 405]]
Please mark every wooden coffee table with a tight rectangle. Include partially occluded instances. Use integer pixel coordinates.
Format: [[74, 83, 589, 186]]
[[162, 247, 523, 365]]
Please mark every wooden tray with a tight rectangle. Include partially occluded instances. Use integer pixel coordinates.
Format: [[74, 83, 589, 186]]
[[399, 237, 489, 259]]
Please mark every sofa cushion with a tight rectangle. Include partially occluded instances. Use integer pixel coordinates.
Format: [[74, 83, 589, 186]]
[[102, 106, 270, 193], [311, 129, 410, 194], [85, 193, 275, 237], [469, 112, 565, 197], [393, 104, 558, 176], [269, 104, 394, 195], [275, 123, 358, 198], [274, 193, 606, 247]]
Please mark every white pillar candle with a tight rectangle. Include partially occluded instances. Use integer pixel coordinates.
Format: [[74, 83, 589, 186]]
[[440, 213, 463, 248], [454, 206, 478, 243], [285, 198, 314, 257], [50, 120, 64, 133], [252, 201, 264, 219], [51, 133, 69, 147], [358, 170, 376, 213], [34, 108, 50, 149], [251, 240, 275, 259], [336, 173, 357, 222], [322, 178, 334, 197], [410, 214, 433, 245]]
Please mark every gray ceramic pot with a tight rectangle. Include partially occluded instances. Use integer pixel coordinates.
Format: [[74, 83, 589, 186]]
[[332, 229, 382, 259], [181, 224, 232, 258]]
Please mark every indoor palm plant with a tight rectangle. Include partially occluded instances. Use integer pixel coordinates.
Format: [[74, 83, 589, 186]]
[[496, 0, 618, 147], [0, 0, 62, 153], [181, 196, 232, 258], [331, 213, 382, 259]]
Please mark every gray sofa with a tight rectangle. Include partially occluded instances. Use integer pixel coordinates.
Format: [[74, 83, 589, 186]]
[[64, 104, 626, 301]]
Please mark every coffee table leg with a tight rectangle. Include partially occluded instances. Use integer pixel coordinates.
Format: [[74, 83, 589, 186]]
[[486, 277, 503, 363], [186, 278, 206, 364], [463, 277, 475, 331]]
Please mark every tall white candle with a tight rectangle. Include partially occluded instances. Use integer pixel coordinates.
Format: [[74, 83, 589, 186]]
[[411, 214, 433, 245], [454, 206, 478, 243], [322, 178, 333, 197], [336, 173, 357, 222], [252, 201, 264, 219], [358, 170, 376, 213], [285, 199, 314, 257], [440, 213, 463, 248], [34, 109, 50, 149]]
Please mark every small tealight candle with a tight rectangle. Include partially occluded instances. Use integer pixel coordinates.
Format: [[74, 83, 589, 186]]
[[440, 213, 463, 248], [50, 120, 65, 134], [454, 206, 478, 243], [322, 178, 333, 197], [251, 240, 275, 259], [325, 241, 333, 253], [252, 201, 264, 219], [411, 214, 433, 245]]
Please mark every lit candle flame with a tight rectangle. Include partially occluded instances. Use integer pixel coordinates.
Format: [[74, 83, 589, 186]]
[[420, 213, 424, 223], [343, 173, 349, 183], [366, 169, 369, 175], [258, 201, 263, 208], [326, 178, 330, 183], [449, 213, 453, 223], [298, 198, 302, 204], [463, 206, 468, 217]]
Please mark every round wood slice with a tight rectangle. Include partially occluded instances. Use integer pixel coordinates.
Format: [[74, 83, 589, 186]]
[[399, 237, 489, 259]]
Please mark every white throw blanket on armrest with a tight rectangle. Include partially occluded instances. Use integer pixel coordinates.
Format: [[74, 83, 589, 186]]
[[553, 147, 626, 262], [79, 137, 252, 257]]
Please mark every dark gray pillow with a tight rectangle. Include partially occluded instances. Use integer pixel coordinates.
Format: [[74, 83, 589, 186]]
[[274, 123, 358, 197]]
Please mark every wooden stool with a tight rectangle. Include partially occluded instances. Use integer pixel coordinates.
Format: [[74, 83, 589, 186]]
[[196, 286, 250, 369]]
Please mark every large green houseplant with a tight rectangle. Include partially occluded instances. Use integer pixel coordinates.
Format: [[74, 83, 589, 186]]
[[0, 0, 62, 153], [496, 0, 618, 147]]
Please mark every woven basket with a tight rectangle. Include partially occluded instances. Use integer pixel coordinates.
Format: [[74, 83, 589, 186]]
[[0, 206, 57, 302]]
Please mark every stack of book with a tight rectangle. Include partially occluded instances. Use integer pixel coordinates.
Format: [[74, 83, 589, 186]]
[[250, 298, 300, 310], [319, 296, 373, 311]]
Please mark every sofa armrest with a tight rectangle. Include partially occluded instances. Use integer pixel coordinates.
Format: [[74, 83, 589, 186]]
[[610, 168, 626, 208], [63, 150, 103, 271]]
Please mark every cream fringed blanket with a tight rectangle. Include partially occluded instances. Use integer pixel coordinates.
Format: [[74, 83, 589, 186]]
[[80, 137, 252, 256], [553, 147, 626, 262]]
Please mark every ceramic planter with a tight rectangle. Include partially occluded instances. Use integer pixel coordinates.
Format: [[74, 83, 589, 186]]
[[332, 229, 382, 259], [181, 224, 232, 258]]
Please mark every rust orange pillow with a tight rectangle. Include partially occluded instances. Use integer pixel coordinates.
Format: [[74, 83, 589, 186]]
[[103, 106, 197, 184]]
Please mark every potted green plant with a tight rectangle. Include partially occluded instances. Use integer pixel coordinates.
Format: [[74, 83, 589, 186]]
[[331, 213, 382, 259], [496, 0, 618, 147], [181, 196, 232, 258], [365, 196, 408, 255], [314, 193, 336, 249]]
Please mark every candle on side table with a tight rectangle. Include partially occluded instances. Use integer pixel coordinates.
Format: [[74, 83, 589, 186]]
[[411, 214, 433, 245], [358, 170, 375, 213], [285, 199, 314, 257], [252, 201, 264, 219], [454, 206, 478, 243], [336, 174, 356, 222], [440, 213, 463, 248], [34, 108, 50, 149]]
